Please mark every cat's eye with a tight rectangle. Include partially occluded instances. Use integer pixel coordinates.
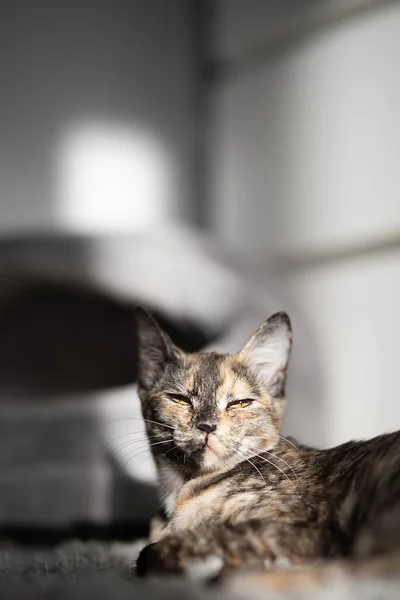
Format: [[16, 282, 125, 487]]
[[166, 393, 192, 406], [227, 399, 254, 410]]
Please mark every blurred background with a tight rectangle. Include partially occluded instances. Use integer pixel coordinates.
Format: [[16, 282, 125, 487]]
[[0, 0, 399, 539]]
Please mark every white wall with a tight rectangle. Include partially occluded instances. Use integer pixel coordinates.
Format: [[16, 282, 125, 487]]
[[290, 251, 400, 446], [0, 1, 195, 232], [211, 1, 400, 446]]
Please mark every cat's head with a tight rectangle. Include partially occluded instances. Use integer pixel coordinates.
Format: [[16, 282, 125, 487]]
[[136, 309, 292, 474]]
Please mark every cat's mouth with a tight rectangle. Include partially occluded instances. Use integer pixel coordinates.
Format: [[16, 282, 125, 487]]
[[202, 435, 224, 462], [193, 435, 216, 457], [203, 438, 215, 454], [194, 439, 210, 454]]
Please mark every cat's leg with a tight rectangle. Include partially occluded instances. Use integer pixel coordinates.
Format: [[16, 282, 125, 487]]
[[136, 518, 332, 577], [149, 512, 169, 543]]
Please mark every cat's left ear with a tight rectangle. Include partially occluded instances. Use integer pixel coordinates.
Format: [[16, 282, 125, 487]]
[[135, 307, 181, 390], [240, 312, 292, 398]]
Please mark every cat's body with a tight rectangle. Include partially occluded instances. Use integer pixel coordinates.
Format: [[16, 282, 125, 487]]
[[158, 432, 400, 539], [134, 308, 400, 576]]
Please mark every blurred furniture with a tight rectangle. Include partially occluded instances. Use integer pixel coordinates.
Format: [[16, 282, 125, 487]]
[[0, 227, 319, 531]]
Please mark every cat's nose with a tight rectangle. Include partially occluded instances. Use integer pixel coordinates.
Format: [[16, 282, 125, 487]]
[[197, 422, 217, 434]]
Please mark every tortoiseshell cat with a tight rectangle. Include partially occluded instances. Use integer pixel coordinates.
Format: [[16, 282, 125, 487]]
[[135, 308, 400, 577]]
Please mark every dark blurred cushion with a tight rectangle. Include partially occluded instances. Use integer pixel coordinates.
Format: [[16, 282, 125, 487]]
[[0, 271, 213, 398]]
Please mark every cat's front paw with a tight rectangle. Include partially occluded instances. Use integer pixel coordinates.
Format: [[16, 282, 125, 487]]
[[135, 535, 223, 579], [135, 538, 185, 577]]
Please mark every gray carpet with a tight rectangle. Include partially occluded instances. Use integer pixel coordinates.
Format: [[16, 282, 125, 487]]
[[0, 540, 399, 600]]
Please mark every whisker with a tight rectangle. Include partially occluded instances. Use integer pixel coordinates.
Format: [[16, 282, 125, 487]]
[[263, 450, 298, 483], [164, 445, 178, 458], [120, 439, 174, 461], [108, 431, 156, 443], [246, 439, 298, 483], [277, 434, 299, 452], [120, 439, 175, 470], [246, 458, 267, 487], [121, 447, 152, 471], [212, 435, 266, 488], [120, 444, 149, 461], [109, 435, 171, 457], [235, 447, 267, 488], [252, 453, 296, 489], [108, 433, 162, 450], [107, 439, 147, 460], [147, 439, 175, 448], [252, 424, 299, 453], [107, 417, 174, 430], [108, 429, 147, 436]]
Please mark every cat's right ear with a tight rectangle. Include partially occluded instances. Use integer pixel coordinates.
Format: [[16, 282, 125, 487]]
[[135, 307, 180, 390]]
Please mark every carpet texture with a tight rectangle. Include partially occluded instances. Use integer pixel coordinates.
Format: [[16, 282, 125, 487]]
[[0, 540, 399, 600]]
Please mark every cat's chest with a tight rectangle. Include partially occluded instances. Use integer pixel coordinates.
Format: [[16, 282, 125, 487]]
[[169, 477, 228, 531], [167, 474, 266, 532]]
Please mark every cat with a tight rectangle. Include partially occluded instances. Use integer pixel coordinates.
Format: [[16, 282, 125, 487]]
[[134, 307, 400, 577]]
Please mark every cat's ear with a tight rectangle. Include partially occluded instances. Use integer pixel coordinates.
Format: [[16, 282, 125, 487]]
[[135, 307, 180, 390], [240, 312, 292, 398]]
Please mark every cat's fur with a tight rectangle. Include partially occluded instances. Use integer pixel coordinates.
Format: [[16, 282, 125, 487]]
[[134, 308, 400, 576]]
